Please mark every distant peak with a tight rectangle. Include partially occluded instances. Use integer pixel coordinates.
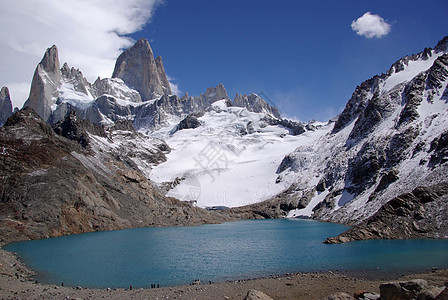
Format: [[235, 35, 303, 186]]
[[204, 84, 229, 100], [435, 36, 448, 53]]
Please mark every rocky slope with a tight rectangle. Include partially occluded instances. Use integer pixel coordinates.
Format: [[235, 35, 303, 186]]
[[276, 36, 448, 236], [324, 182, 448, 243], [0, 108, 238, 245]]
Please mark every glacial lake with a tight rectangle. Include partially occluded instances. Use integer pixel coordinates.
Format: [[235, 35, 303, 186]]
[[4, 219, 448, 288]]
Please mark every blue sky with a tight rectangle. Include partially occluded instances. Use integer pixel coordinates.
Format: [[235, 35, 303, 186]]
[[1, 0, 447, 121], [129, 0, 448, 121]]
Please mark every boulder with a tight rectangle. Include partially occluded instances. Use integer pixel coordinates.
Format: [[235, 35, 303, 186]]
[[244, 289, 274, 300], [379, 279, 428, 300]]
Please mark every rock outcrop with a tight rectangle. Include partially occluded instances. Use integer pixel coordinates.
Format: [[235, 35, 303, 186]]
[[175, 114, 202, 132], [112, 38, 172, 100], [0, 87, 13, 126]]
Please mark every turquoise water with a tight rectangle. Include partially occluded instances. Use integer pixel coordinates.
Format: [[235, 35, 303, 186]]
[[4, 219, 448, 288]]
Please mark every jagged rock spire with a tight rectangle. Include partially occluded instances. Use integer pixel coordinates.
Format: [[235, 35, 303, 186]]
[[112, 38, 172, 100], [0, 86, 13, 126], [23, 45, 62, 122]]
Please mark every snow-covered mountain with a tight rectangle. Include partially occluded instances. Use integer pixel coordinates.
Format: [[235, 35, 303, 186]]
[[279, 36, 448, 225], [1, 36, 447, 241]]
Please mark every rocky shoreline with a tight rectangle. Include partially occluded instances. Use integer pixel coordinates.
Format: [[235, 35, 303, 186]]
[[1, 247, 447, 300]]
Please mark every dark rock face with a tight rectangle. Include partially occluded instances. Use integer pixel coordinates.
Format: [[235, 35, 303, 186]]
[[429, 131, 448, 167], [52, 110, 106, 148], [112, 38, 172, 100], [0, 87, 13, 126], [261, 115, 305, 136], [0, 108, 237, 245], [324, 183, 448, 244], [177, 114, 201, 131], [332, 77, 380, 134]]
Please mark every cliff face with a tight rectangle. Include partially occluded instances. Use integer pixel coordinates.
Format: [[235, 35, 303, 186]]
[[112, 38, 172, 100]]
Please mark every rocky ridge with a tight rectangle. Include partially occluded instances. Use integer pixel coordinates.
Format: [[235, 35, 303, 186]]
[[20, 39, 286, 133]]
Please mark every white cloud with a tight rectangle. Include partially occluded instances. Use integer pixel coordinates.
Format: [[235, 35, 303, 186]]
[[351, 12, 391, 39], [166, 75, 182, 96], [0, 0, 164, 108]]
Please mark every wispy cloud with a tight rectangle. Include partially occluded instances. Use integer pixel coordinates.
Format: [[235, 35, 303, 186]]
[[351, 12, 391, 39], [0, 0, 163, 108]]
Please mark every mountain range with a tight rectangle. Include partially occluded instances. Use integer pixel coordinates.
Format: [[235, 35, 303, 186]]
[[1, 36, 447, 244]]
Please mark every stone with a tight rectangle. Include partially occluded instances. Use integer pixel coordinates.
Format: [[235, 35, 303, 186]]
[[379, 279, 428, 300], [435, 287, 448, 300], [244, 289, 274, 300], [417, 286, 445, 300]]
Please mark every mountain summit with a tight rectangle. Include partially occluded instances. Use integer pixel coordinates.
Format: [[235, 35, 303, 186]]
[[23, 45, 62, 122], [112, 38, 172, 100]]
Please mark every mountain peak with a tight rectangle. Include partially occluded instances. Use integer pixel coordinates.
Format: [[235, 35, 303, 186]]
[[203, 83, 229, 100], [23, 45, 63, 122], [40, 45, 60, 74], [112, 38, 172, 100]]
